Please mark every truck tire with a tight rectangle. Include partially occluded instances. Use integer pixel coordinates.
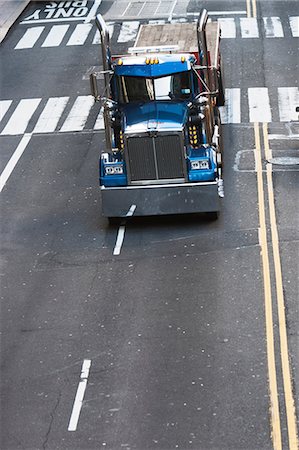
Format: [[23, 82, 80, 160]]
[[208, 211, 219, 220], [108, 217, 119, 226]]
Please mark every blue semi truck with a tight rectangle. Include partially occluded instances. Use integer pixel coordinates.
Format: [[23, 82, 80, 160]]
[[90, 10, 225, 220]]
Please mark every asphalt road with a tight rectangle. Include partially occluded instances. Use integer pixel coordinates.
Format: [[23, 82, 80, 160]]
[[0, 1, 298, 449]]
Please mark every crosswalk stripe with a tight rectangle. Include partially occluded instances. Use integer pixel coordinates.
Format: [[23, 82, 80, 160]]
[[33, 97, 69, 133], [278, 87, 299, 122], [248, 88, 272, 123], [41, 25, 70, 47], [240, 18, 259, 38], [219, 89, 241, 124], [0, 100, 13, 122], [92, 23, 115, 44], [289, 17, 299, 37], [263, 17, 284, 38], [117, 21, 140, 43], [1, 99, 41, 135], [60, 96, 94, 132], [218, 18, 236, 38], [94, 106, 104, 130], [14, 26, 44, 49], [66, 23, 93, 46]]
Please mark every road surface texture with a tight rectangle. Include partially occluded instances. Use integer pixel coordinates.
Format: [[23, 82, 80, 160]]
[[0, 1, 298, 449]]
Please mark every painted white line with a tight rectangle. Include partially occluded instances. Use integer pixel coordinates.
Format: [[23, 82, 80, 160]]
[[117, 21, 140, 43], [66, 23, 93, 46], [122, 2, 132, 17], [15, 26, 44, 49], [289, 17, 299, 37], [248, 88, 272, 123], [219, 88, 241, 124], [60, 96, 94, 132], [268, 134, 299, 140], [84, 0, 103, 23], [185, 11, 247, 16], [218, 18, 236, 38], [41, 24, 70, 47], [34, 97, 69, 133], [278, 87, 299, 122], [92, 22, 114, 44], [113, 225, 126, 255], [168, 0, 177, 22], [263, 17, 283, 38], [94, 106, 104, 130], [20, 18, 83, 24], [68, 359, 91, 432], [0, 100, 12, 122], [0, 134, 32, 193], [113, 205, 136, 255], [240, 17, 259, 38], [1, 98, 41, 135]]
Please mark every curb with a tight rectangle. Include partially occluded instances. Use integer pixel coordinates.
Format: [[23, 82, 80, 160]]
[[0, 0, 31, 43]]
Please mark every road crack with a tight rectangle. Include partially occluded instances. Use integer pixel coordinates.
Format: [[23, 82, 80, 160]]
[[42, 391, 62, 450]]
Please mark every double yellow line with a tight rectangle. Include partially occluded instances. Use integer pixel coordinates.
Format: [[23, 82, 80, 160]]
[[246, 0, 257, 18], [254, 123, 298, 450]]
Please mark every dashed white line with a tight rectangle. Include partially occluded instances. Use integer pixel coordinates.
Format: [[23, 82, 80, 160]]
[[263, 17, 283, 38], [289, 16, 299, 37], [278, 87, 299, 122], [218, 18, 236, 38], [248, 88, 272, 123], [113, 205, 136, 255], [1, 98, 41, 135], [240, 17, 259, 38], [68, 359, 91, 432], [219, 88, 241, 124], [41, 24, 70, 47], [60, 96, 94, 132], [0, 100, 12, 122], [66, 23, 93, 46], [0, 133, 32, 192], [14, 26, 44, 49], [34, 97, 69, 133]]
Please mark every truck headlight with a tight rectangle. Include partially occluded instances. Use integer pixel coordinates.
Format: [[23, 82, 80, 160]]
[[191, 160, 210, 170]]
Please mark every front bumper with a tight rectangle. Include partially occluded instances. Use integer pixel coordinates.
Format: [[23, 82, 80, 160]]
[[100, 181, 221, 217]]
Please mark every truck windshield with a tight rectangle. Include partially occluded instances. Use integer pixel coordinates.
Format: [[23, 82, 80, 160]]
[[117, 71, 192, 103]]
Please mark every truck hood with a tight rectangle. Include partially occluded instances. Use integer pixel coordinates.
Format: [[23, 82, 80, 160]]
[[122, 102, 189, 134]]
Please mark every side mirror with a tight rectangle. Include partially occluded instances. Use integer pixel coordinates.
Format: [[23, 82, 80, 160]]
[[90, 73, 100, 102]]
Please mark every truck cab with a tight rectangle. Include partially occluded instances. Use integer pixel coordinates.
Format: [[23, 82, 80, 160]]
[[91, 11, 224, 219]]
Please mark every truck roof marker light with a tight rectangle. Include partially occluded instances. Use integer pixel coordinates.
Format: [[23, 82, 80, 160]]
[[145, 57, 150, 64], [181, 56, 186, 62], [154, 58, 159, 64], [118, 58, 123, 65]]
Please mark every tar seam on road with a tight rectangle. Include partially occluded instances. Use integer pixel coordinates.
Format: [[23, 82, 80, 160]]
[[68, 359, 91, 431], [254, 122, 299, 450], [263, 123, 299, 450], [254, 122, 282, 450], [0, 133, 32, 192]]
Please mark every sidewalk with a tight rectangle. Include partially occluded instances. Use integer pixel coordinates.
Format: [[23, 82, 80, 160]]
[[0, 0, 30, 43]]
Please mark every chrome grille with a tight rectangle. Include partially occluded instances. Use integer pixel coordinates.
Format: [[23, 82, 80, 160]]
[[126, 134, 185, 183]]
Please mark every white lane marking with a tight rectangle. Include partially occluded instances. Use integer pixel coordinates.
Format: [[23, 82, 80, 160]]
[[263, 17, 284, 38], [185, 11, 247, 16], [94, 106, 104, 130], [113, 205, 136, 255], [84, 0, 103, 23], [240, 18, 259, 38], [1, 98, 41, 135], [41, 25, 70, 47], [60, 96, 94, 132], [218, 18, 236, 38], [0, 134, 32, 193], [68, 359, 91, 432], [0, 100, 12, 122], [168, 0, 177, 22], [66, 23, 93, 46], [278, 87, 299, 122], [117, 21, 140, 43], [122, 2, 132, 17], [15, 26, 45, 49], [248, 88, 272, 123], [113, 225, 126, 256], [219, 88, 241, 124], [289, 17, 299, 37], [33, 97, 69, 133], [92, 22, 114, 44]]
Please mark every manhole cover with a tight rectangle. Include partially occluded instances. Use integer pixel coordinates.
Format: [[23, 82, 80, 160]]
[[268, 157, 299, 166]]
